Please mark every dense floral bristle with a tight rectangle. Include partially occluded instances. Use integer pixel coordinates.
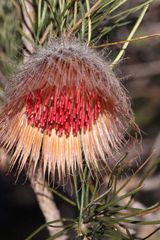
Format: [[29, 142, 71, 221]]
[[0, 38, 136, 182], [25, 85, 101, 137]]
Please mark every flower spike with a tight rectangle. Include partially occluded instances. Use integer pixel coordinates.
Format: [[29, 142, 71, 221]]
[[0, 38, 135, 181]]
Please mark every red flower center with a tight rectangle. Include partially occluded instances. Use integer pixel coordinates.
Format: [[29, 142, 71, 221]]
[[25, 85, 101, 137]]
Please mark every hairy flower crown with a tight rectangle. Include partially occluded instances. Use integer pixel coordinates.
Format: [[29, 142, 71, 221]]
[[0, 38, 135, 181]]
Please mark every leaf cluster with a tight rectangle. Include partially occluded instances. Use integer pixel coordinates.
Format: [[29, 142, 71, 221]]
[[26, 155, 160, 240], [14, 0, 153, 46]]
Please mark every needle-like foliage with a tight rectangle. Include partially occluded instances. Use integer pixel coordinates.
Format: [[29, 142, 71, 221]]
[[11, 0, 154, 54], [25, 155, 160, 240]]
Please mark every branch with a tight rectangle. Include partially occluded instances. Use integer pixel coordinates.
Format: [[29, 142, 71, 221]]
[[21, 0, 35, 60], [20, 1, 67, 238], [29, 170, 67, 239]]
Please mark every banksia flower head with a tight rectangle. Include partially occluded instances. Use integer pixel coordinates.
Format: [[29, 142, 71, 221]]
[[0, 38, 134, 181]]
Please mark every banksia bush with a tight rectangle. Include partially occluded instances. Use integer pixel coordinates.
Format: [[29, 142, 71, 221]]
[[1, 1, 160, 240], [0, 38, 135, 181]]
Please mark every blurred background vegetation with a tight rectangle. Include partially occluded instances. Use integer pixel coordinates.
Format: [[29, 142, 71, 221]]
[[0, 0, 160, 239]]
